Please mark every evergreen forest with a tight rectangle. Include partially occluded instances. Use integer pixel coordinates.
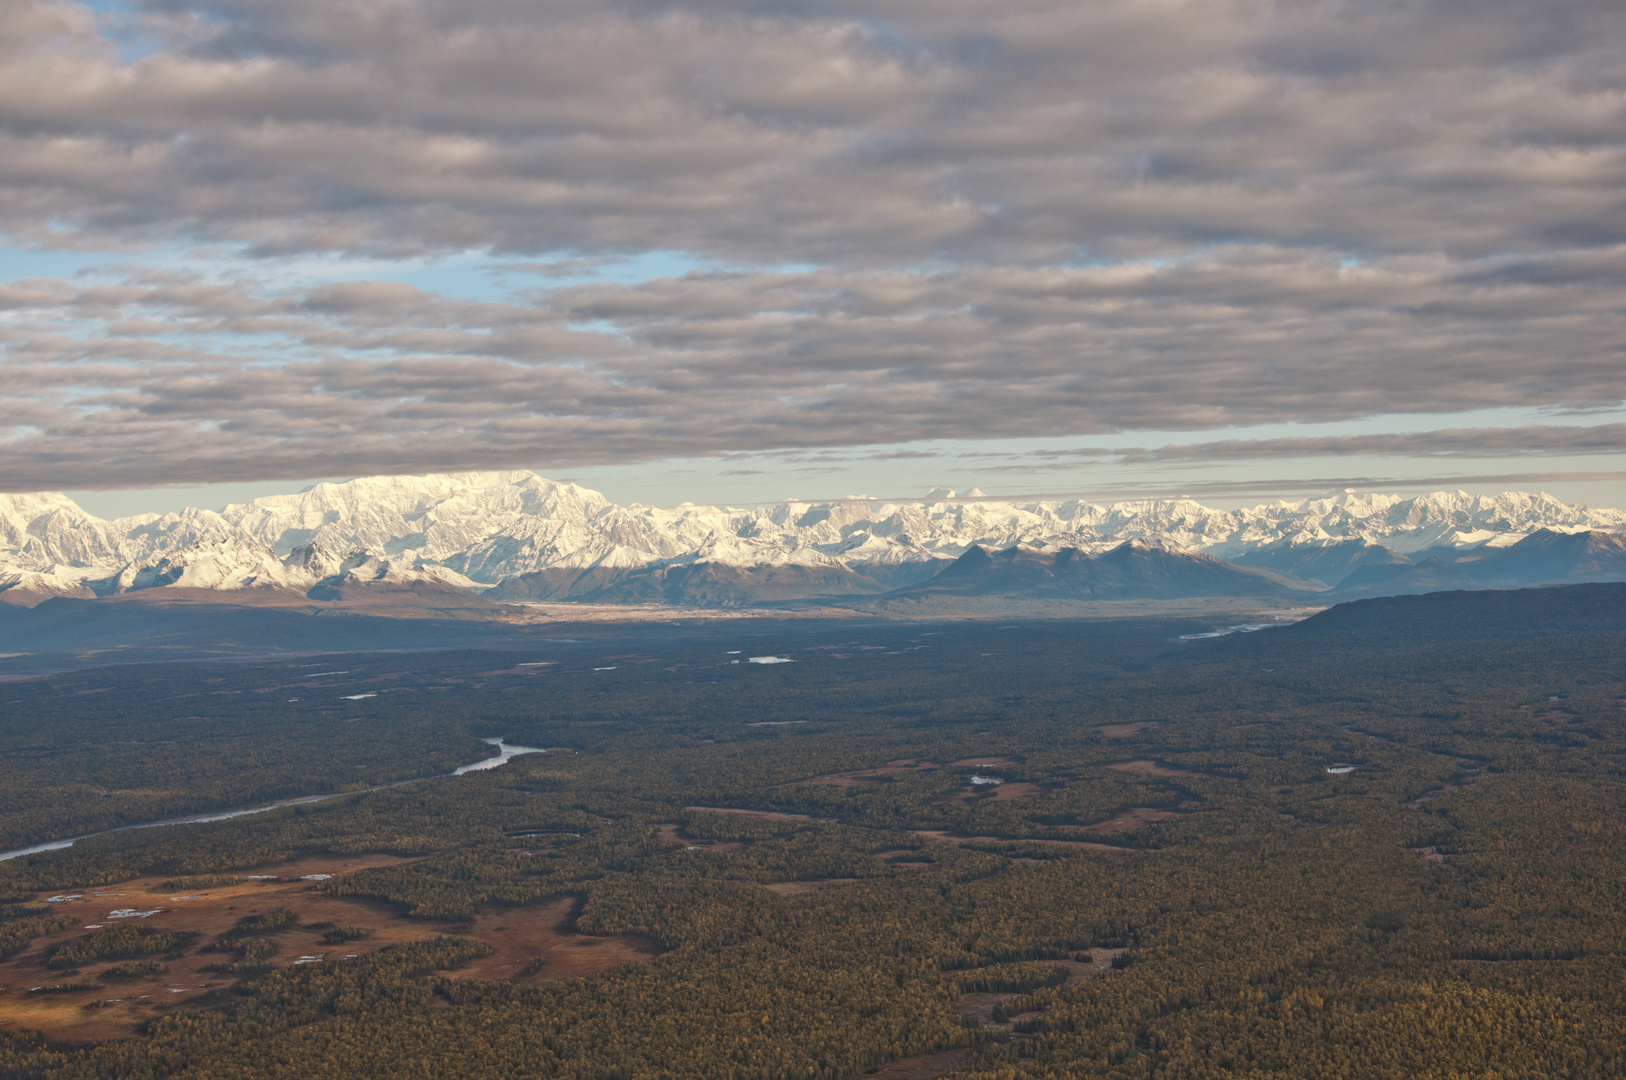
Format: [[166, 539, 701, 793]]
[[0, 584, 1623, 1079]]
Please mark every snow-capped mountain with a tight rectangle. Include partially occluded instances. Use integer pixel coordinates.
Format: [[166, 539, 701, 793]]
[[2, 471, 1624, 606]]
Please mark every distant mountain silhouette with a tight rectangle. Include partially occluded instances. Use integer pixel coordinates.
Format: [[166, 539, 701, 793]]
[[880, 540, 1316, 604], [1457, 529, 1626, 588], [1233, 538, 1412, 588], [1332, 556, 1478, 598]]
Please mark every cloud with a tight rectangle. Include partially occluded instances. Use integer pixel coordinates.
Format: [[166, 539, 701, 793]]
[[0, 0, 1620, 262], [9, 247, 1626, 487], [1, 249, 1625, 488], [1122, 425, 1626, 463], [945, 470, 1626, 505], [0, 0, 1623, 488]]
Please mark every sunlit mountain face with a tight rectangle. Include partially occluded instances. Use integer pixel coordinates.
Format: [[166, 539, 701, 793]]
[[4, 473, 1624, 605]]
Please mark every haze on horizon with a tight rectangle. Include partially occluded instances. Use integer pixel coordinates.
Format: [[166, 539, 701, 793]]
[[2, 0, 1624, 513]]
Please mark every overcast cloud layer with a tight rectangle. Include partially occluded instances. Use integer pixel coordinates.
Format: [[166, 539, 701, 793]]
[[1, 0, 1623, 491]]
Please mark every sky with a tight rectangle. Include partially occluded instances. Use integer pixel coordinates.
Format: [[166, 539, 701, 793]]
[[3, 0, 1625, 516]]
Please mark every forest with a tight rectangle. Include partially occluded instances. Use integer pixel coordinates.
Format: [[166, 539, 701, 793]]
[[0, 583, 1623, 1078]]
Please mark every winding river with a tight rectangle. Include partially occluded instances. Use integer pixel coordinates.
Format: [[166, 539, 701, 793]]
[[0, 738, 550, 863]]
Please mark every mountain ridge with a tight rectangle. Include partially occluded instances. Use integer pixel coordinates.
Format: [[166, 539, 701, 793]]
[[4, 471, 1626, 607]]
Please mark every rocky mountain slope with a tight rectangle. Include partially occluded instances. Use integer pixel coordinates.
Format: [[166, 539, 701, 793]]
[[3, 471, 1624, 607]]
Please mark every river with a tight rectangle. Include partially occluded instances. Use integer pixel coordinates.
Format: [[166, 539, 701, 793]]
[[0, 738, 551, 863]]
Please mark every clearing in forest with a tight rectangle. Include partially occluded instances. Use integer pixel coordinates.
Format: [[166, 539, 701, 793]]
[[0, 856, 657, 1041]]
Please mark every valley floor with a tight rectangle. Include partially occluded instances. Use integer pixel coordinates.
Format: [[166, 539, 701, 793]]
[[0, 585, 1623, 1078]]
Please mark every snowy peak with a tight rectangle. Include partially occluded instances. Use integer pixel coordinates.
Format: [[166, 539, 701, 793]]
[[2, 471, 1625, 606], [111, 539, 300, 594], [224, 470, 604, 559], [0, 491, 130, 571]]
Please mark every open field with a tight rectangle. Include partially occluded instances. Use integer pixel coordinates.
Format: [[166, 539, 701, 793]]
[[1105, 759, 1201, 778], [981, 782, 1041, 801], [781, 760, 938, 787], [1096, 722, 1161, 738], [0, 856, 656, 1042], [1061, 807, 1181, 835]]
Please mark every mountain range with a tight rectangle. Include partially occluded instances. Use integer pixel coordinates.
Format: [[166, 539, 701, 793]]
[[4, 471, 1626, 610]]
